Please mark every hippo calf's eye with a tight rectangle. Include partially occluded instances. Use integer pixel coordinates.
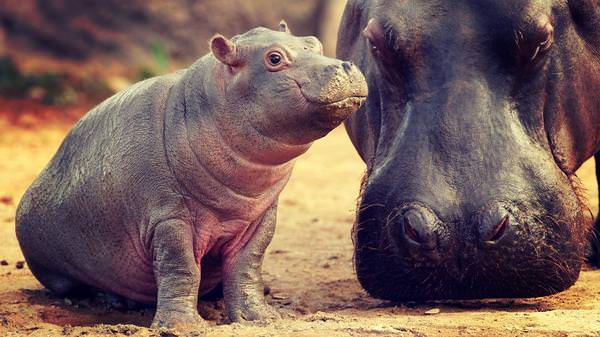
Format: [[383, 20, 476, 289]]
[[269, 53, 282, 65], [265, 51, 287, 71]]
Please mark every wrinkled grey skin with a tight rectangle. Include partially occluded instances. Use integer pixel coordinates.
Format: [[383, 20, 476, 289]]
[[338, 0, 599, 301], [16, 23, 367, 329]]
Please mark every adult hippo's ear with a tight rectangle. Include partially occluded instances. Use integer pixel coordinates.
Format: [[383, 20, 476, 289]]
[[543, 1, 600, 173], [337, 0, 381, 165], [210, 34, 242, 66], [337, 0, 369, 60], [278, 20, 291, 34], [568, 0, 600, 47]]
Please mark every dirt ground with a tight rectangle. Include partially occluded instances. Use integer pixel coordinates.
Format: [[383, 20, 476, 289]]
[[0, 107, 599, 337]]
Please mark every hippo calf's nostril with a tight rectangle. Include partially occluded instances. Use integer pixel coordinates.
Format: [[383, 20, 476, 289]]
[[342, 62, 353, 74]]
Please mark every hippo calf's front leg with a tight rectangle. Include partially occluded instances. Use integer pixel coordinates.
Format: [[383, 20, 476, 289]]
[[151, 220, 205, 329], [223, 204, 280, 322]]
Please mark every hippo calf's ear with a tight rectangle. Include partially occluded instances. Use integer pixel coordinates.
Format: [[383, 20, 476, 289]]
[[279, 20, 291, 34], [210, 34, 240, 66]]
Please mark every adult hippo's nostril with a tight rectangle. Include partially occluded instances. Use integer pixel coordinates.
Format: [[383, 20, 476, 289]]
[[342, 62, 353, 74], [477, 203, 512, 246], [388, 204, 440, 254]]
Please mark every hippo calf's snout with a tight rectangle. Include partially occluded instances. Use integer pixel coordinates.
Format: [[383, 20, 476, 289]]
[[293, 60, 367, 134], [298, 62, 367, 103]]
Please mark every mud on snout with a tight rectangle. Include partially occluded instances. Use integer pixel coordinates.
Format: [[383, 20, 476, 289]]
[[298, 61, 368, 130]]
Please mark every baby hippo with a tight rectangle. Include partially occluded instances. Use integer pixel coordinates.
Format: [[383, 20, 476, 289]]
[[16, 22, 367, 329]]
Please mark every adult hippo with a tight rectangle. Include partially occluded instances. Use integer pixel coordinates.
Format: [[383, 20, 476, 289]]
[[337, 0, 600, 300]]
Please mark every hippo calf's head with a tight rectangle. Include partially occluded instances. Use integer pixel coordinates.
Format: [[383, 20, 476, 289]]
[[209, 22, 368, 148], [338, 0, 600, 300]]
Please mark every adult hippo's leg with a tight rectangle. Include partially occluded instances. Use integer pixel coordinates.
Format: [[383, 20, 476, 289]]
[[588, 153, 600, 266], [151, 220, 204, 329], [223, 204, 280, 323]]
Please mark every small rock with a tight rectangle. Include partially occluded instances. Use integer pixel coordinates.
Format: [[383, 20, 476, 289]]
[[15, 261, 25, 269], [305, 311, 342, 322], [322, 263, 331, 269], [64, 298, 73, 306], [424, 308, 441, 315], [0, 260, 8, 266], [158, 328, 181, 337], [271, 293, 288, 300], [0, 196, 12, 205]]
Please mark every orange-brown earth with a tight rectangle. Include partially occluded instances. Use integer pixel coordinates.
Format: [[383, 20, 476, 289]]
[[0, 105, 599, 336]]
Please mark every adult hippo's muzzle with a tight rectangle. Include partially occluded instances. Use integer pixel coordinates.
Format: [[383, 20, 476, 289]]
[[338, 0, 600, 301], [353, 95, 590, 300]]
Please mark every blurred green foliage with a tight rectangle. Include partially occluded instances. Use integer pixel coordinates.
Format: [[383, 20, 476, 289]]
[[137, 41, 171, 81], [0, 55, 112, 106], [0, 56, 32, 97], [0, 56, 73, 105]]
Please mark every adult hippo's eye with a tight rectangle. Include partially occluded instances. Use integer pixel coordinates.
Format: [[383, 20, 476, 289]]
[[363, 19, 398, 64], [265, 51, 287, 71], [515, 20, 554, 69]]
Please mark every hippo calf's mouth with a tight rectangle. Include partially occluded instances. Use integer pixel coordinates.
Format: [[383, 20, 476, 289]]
[[320, 96, 367, 124], [311, 96, 367, 128], [320, 96, 367, 107]]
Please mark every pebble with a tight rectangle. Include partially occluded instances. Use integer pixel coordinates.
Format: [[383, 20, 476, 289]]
[[271, 294, 288, 300], [15, 261, 25, 269], [0, 196, 12, 205], [424, 308, 441, 315], [0, 260, 8, 266]]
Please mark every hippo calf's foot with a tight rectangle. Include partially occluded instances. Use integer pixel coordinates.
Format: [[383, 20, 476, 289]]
[[150, 219, 205, 329], [151, 309, 206, 330], [227, 300, 281, 323], [223, 204, 281, 323]]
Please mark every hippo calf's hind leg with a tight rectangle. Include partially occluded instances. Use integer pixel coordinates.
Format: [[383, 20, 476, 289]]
[[151, 219, 205, 329], [223, 203, 280, 322], [27, 259, 84, 297], [589, 152, 600, 267]]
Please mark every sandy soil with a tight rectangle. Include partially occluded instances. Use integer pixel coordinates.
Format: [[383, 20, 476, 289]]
[[0, 109, 599, 337]]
